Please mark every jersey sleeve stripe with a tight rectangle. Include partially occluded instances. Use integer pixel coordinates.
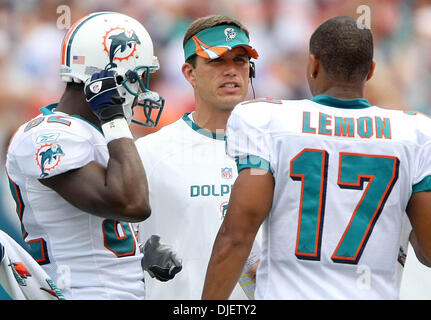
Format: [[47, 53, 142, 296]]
[[412, 175, 431, 193], [235, 155, 272, 174]]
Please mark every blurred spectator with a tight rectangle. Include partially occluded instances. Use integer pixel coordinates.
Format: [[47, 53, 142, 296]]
[[2, 0, 429, 134]]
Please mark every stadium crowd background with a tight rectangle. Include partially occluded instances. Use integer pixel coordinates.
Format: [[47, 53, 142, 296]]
[[0, 0, 431, 299]]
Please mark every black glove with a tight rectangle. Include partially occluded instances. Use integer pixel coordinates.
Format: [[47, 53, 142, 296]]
[[0, 240, 4, 263], [84, 70, 125, 125], [140, 235, 183, 282]]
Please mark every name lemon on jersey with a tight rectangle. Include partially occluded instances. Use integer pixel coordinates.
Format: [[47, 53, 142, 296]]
[[302, 111, 392, 139]]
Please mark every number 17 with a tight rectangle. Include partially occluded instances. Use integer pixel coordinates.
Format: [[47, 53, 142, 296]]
[[290, 149, 399, 264]]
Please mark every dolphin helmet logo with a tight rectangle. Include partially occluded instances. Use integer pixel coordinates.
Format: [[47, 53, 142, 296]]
[[102, 27, 141, 67], [36, 144, 65, 178]]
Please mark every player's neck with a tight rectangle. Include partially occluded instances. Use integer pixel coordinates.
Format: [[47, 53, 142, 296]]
[[193, 106, 231, 133], [317, 86, 365, 100], [56, 85, 100, 126]]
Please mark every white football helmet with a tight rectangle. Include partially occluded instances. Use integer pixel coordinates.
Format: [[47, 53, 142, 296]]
[[60, 11, 164, 127]]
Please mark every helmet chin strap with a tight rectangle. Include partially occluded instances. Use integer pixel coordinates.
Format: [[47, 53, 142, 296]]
[[117, 87, 134, 124], [123, 103, 134, 124]]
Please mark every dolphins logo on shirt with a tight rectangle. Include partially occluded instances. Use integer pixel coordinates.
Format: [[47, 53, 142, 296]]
[[40, 279, 66, 300], [220, 201, 229, 219], [8, 260, 31, 286], [36, 144, 65, 178]]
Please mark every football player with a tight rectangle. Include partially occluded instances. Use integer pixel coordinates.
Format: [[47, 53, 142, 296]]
[[5, 11, 172, 299], [203, 16, 431, 299]]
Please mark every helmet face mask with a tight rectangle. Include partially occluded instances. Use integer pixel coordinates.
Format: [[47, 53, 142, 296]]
[[60, 12, 164, 127], [121, 66, 165, 127]]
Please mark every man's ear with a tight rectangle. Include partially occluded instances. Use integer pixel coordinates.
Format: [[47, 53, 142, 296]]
[[181, 62, 196, 88], [310, 54, 319, 79], [366, 60, 376, 81]]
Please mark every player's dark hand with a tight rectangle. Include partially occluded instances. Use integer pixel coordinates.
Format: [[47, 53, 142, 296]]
[[140, 235, 183, 282], [84, 70, 125, 125]]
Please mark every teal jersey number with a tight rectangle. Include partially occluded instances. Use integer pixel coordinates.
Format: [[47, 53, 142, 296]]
[[290, 149, 399, 265], [102, 219, 136, 257], [290, 149, 328, 260]]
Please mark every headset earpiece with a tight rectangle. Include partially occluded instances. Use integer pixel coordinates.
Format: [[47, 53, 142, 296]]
[[249, 61, 256, 79]]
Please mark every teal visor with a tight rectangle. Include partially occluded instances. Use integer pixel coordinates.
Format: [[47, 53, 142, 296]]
[[184, 24, 258, 61]]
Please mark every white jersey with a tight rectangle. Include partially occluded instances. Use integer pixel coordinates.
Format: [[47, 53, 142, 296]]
[[0, 229, 65, 300], [5, 104, 145, 300], [226, 95, 431, 300], [136, 113, 247, 299]]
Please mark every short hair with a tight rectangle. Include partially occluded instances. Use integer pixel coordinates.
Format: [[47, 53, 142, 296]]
[[309, 16, 373, 82], [183, 14, 250, 67]]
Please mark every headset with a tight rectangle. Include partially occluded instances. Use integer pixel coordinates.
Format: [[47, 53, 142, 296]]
[[249, 60, 256, 98], [249, 61, 256, 79]]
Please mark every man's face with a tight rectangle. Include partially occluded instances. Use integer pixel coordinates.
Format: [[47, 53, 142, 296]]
[[191, 47, 251, 111]]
